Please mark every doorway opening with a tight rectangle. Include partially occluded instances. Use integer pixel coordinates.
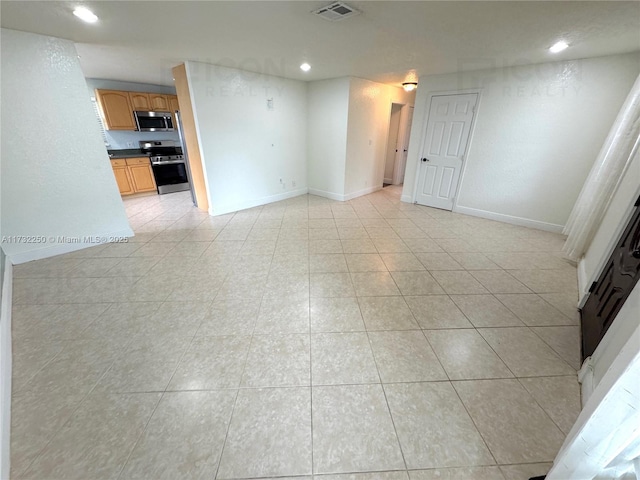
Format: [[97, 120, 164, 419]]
[[383, 103, 414, 188]]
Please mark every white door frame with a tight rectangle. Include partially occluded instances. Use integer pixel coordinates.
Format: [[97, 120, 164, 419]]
[[411, 88, 483, 209], [393, 104, 414, 185], [382, 101, 412, 188], [383, 103, 403, 185]]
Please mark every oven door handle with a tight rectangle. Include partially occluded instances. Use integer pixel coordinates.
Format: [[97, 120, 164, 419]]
[[152, 160, 185, 166]]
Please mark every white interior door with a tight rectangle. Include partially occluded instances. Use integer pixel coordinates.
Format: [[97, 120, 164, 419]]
[[415, 93, 478, 210]]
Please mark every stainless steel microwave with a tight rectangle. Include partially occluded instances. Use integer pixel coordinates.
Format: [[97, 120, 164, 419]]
[[134, 111, 174, 132]]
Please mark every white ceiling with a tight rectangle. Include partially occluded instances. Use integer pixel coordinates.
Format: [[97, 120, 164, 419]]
[[1, 1, 639, 87]]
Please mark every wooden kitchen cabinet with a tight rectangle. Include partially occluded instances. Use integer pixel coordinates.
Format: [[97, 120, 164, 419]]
[[168, 95, 180, 129], [168, 95, 180, 112], [96, 89, 179, 130], [129, 165, 157, 192], [149, 93, 170, 111], [95, 89, 136, 130], [129, 92, 151, 111], [111, 158, 156, 195], [111, 164, 135, 195]]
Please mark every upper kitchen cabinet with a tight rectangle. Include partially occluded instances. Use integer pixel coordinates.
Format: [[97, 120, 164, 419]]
[[95, 89, 136, 130], [168, 95, 180, 112], [168, 95, 180, 128], [149, 93, 170, 111], [129, 92, 151, 111]]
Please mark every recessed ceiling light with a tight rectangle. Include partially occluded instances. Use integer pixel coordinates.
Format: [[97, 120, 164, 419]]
[[549, 41, 569, 53], [73, 6, 98, 23], [300, 63, 311, 72]]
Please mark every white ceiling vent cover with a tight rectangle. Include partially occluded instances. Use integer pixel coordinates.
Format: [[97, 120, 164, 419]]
[[313, 2, 360, 21]]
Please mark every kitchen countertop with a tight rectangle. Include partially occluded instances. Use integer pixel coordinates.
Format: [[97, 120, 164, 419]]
[[107, 149, 150, 159]]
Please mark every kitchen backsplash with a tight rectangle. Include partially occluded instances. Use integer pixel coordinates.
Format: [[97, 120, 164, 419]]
[[104, 130, 180, 150], [85, 77, 180, 150]]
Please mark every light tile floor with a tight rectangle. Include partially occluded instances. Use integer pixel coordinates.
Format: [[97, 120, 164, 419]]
[[11, 186, 581, 479]]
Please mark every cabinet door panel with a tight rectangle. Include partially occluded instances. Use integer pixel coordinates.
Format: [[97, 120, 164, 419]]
[[129, 165, 157, 192], [112, 166, 135, 195], [168, 95, 180, 112], [149, 94, 169, 111], [129, 92, 151, 111], [125, 157, 152, 166], [96, 89, 136, 130], [168, 95, 180, 128]]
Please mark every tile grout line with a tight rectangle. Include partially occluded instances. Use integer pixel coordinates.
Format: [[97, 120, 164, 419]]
[[114, 206, 222, 479], [515, 376, 577, 438], [308, 197, 316, 476], [115, 391, 165, 480], [356, 289, 410, 474], [212, 207, 260, 480], [14, 331, 139, 478], [449, 377, 501, 468]]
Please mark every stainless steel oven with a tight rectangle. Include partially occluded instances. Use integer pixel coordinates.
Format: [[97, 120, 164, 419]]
[[139, 141, 190, 194]]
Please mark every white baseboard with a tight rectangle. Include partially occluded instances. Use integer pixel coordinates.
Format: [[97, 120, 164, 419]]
[[308, 188, 346, 202], [6, 228, 135, 265], [308, 185, 383, 203], [344, 185, 382, 201], [208, 187, 309, 216], [383, 177, 393, 184], [577, 260, 590, 308], [577, 356, 594, 407], [453, 205, 565, 233], [401, 194, 413, 203], [0, 260, 13, 480]]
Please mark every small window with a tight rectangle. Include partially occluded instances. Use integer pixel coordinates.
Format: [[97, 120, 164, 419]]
[[91, 96, 109, 147]]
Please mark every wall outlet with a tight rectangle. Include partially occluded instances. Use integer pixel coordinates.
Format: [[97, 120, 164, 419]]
[[126, 141, 135, 148]]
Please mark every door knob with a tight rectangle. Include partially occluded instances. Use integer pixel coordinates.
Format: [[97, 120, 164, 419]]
[[633, 249, 640, 259], [421, 158, 429, 162]]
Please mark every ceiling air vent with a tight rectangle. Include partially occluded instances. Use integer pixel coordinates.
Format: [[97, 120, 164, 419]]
[[312, 2, 360, 21]]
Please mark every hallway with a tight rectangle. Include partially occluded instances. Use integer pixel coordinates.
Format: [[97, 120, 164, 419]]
[[10, 185, 581, 479]]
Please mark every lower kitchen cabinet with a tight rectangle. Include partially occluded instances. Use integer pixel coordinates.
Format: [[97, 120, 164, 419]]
[[128, 164, 157, 192], [110, 157, 157, 195], [112, 165, 135, 195]]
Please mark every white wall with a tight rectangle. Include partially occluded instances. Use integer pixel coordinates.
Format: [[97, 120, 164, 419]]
[[85, 78, 179, 150], [0, 260, 10, 480], [344, 79, 413, 198], [0, 101, 8, 478], [306, 77, 412, 201], [403, 52, 640, 230], [307, 77, 350, 199], [185, 61, 308, 215], [344, 78, 394, 198], [1, 28, 132, 263]]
